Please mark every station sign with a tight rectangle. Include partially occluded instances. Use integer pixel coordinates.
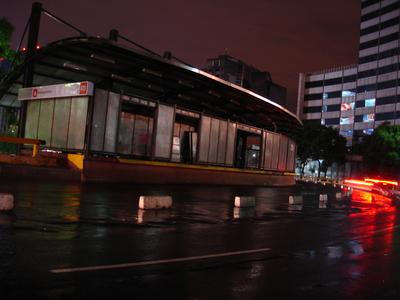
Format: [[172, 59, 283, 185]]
[[18, 81, 94, 101]]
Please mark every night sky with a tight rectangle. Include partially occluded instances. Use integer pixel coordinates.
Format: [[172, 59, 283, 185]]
[[1, 0, 361, 112]]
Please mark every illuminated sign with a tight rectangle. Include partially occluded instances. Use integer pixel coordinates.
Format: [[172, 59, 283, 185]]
[[18, 81, 94, 101]]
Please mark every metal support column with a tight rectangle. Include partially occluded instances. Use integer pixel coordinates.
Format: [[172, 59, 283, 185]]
[[20, 2, 42, 139]]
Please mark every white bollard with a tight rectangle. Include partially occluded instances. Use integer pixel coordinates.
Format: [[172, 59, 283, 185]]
[[319, 194, 328, 202], [0, 193, 14, 211], [289, 195, 303, 205], [234, 196, 256, 208], [139, 196, 172, 210]]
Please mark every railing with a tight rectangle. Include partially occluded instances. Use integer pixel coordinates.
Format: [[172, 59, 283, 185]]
[[0, 137, 45, 157]]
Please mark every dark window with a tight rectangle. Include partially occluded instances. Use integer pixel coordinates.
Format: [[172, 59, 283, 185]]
[[359, 33, 399, 51], [355, 100, 365, 108], [380, 32, 399, 44], [305, 80, 323, 88], [304, 93, 323, 101], [343, 74, 357, 83], [375, 112, 396, 121], [378, 63, 398, 75], [360, 17, 399, 36], [324, 118, 339, 125], [377, 79, 397, 90], [361, 9, 380, 22], [376, 95, 399, 105], [326, 104, 341, 112], [397, 111, 400, 119], [361, 2, 400, 22], [357, 83, 376, 93], [303, 106, 322, 113], [358, 69, 377, 78], [359, 38, 379, 50], [361, 0, 380, 9], [327, 91, 342, 98], [324, 77, 342, 86], [379, 47, 399, 59], [355, 115, 364, 122], [304, 119, 321, 126], [359, 53, 378, 64], [360, 48, 399, 64]]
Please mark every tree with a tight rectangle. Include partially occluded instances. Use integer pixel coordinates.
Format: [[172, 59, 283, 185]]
[[0, 17, 15, 61], [0, 17, 15, 80], [362, 122, 400, 177], [295, 123, 347, 178]]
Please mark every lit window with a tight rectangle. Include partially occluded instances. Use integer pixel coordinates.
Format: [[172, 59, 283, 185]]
[[340, 130, 353, 137], [340, 116, 354, 125], [363, 128, 374, 135], [323, 93, 328, 100], [365, 98, 375, 107], [363, 114, 374, 122], [341, 102, 355, 111], [322, 105, 328, 112], [342, 90, 356, 97], [321, 119, 325, 125]]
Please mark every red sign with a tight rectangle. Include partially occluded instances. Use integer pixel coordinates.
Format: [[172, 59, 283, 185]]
[[79, 82, 88, 95]]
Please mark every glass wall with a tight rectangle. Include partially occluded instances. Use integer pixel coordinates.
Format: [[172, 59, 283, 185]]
[[25, 96, 89, 150]]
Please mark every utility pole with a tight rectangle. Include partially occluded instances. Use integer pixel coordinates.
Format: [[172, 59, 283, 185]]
[[20, 2, 42, 138]]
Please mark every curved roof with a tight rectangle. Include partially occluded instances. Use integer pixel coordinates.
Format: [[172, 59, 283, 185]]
[[0, 36, 302, 134]]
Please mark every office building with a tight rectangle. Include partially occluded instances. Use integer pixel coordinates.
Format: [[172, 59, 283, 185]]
[[205, 54, 287, 107], [298, 0, 400, 145]]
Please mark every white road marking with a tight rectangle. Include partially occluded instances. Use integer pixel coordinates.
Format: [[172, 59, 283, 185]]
[[50, 247, 271, 274]]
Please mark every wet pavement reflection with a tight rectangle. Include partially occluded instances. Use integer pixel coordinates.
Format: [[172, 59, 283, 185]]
[[0, 180, 400, 299]]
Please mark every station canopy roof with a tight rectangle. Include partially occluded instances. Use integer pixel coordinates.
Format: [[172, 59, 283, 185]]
[[0, 36, 302, 134]]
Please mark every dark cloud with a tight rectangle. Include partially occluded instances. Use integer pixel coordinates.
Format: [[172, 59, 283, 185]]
[[1, 0, 360, 112]]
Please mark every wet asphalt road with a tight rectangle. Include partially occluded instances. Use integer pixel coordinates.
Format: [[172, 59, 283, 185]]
[[1, 180, 400, 299]]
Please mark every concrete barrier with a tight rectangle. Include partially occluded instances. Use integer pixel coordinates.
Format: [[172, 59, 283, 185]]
[[234, 196, 256, 208], [288, 204, 303, 211], [0, 193, 14, 211], [233, 207, 255, 219], [289, 195, 303, 205], [139, 196, 172, 210]]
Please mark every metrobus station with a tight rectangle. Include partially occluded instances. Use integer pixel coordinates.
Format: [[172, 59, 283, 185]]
[[0, 34, 301, 185]]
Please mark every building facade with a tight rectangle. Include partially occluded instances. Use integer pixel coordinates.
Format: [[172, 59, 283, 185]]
[[205, 54, 287, 107], [298, 0, 400, 145]]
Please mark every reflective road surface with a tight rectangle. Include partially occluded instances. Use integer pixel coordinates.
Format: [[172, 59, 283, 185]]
[[1, 180, 400, 299]]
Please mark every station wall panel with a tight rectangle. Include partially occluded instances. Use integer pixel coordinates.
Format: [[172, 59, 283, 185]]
[[25, 100, 40, 139], [271, 133, 280, 170], [286, 139, 296, 172], [67, 97, 89, 150], [198, 116, 211, 163], [217, 120, 227, 164], [90, 89, 108, 152], [262, 131, 274, 170], [198, 115, 236, 166], [25, 96, 89, 151], [51, 98, 71, 148], [117, 112, 134, 154], [37, 100, 54, 144], [208, 118, 220, 163], [225, 122, 236, 166], [104, 92, 120, 153], [277, 135, 288, 171], [153, 104, 174, 159]]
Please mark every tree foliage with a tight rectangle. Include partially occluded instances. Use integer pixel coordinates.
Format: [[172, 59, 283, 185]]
[[295, 123, 347, 177], [362, 122, 400, 177], [0, 17, 15, 60]]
